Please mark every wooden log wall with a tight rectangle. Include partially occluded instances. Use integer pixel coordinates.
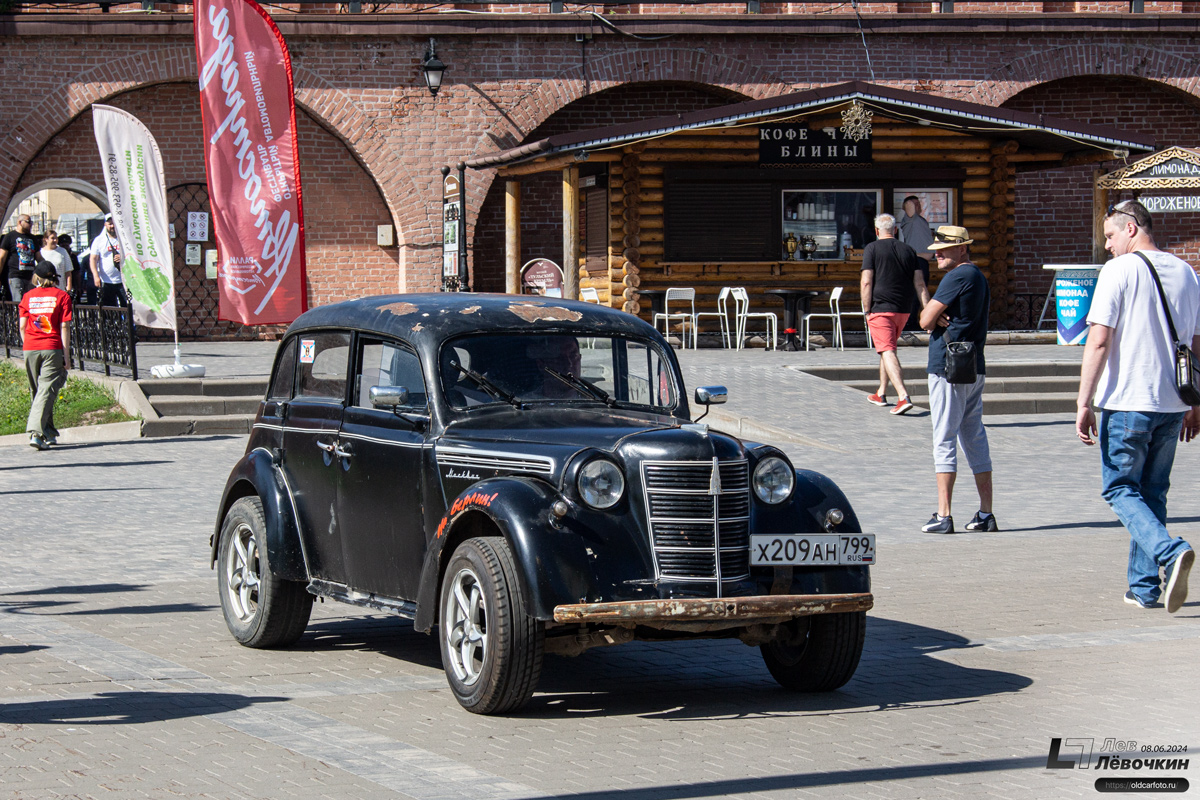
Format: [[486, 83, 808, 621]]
[[578, 113, 1022, 331]]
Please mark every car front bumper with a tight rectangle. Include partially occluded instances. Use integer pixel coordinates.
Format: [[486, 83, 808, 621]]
[[553, 592, 873, 630]]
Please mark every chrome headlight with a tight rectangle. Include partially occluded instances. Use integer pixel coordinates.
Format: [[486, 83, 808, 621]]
[[753, 456, 794, 504], [578, 459, 625, 509]]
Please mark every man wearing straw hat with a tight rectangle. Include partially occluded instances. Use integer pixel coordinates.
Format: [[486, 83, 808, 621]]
[[919, 225, 995, 535]]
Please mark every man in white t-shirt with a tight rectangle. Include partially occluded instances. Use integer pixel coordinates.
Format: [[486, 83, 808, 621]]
[[1076, 199, 1199, 613], [88, 213, 127, 307]]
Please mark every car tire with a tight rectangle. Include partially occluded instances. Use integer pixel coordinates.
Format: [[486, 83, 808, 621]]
[[760, 611, 866, 692], [439, 537, 544, 714], [217, 496, 313, 648]]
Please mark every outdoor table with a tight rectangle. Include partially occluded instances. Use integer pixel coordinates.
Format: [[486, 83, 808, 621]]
[[764, 288, 823, 351], [636, 289, 667, 321]]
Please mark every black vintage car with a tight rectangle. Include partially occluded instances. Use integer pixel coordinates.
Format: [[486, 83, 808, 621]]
[[213, 293, 875, 714]]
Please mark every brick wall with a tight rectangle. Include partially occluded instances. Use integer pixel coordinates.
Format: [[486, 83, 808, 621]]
[[6, 22, 1200, 325], [1005, 76, 1200, 304], [15, 82, 396, 338], [471, 82, 742, 292]]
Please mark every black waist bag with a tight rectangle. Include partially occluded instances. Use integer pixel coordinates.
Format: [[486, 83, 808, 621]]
[[945, 341, 977, 384]]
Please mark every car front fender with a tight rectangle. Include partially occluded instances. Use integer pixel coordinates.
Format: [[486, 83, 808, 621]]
[[211, 447, 307, 582], [413, 477, 594, 632]]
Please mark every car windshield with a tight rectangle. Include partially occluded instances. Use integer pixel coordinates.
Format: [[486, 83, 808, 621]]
[[440, 333, 678, 411]]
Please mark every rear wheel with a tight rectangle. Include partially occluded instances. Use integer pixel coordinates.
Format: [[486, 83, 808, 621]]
[[439, 537, 543, 714], [217, 497, 313, 648], [760, 611, 866, 692]]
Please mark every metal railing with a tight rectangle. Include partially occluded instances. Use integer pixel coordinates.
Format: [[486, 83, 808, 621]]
[[1, 301, 138, 380]]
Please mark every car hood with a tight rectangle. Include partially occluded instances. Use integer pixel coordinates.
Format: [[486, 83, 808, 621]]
[[435, 406, 748, 490]]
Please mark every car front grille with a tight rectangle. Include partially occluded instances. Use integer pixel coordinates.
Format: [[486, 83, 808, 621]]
[[641, 459, 750, 591]]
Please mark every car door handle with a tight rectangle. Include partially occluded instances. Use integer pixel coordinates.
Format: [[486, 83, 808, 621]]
[[316, 440, 336, 453], [333, 442, 353, 459]]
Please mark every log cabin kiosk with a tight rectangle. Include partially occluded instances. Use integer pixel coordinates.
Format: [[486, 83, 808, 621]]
[[467, 81, 1154, 336]]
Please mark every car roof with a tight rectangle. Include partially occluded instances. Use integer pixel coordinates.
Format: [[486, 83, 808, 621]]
[[286, 292, 660, 348]]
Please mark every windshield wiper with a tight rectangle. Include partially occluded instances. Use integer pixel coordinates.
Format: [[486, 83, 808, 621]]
[[451, 363, 523, 409], [543, 368, 619, 408]]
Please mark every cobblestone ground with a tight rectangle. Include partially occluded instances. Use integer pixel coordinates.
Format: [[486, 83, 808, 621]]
[[0, 345, 1197, 799]]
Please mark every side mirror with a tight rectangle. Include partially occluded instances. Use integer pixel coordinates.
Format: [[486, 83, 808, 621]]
[[369, 385, 409, 409], [694, 385, 728, 406], [693, 385, 727, 422]]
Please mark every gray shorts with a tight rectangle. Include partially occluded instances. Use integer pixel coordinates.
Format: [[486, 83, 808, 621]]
[[928, 373, 991, 474]]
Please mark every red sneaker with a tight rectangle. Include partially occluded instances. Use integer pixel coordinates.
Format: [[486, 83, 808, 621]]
[[891, 397, 914, 415], [867, 393, 888, 407]]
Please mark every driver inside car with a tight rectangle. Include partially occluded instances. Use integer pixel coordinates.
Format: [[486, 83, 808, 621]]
[[527, 336, 582, 399]]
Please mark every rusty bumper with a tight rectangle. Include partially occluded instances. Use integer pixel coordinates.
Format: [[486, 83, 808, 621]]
[[553, 592, 873, 625]]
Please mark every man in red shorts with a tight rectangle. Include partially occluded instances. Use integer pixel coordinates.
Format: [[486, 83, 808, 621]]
[[860, 213, 930, 415]]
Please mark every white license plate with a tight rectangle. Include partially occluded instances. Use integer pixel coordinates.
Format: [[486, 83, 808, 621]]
[[749, 534, 877, 566]]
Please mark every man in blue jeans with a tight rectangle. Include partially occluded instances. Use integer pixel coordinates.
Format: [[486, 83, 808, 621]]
[[1076, 199, 1199, 613]]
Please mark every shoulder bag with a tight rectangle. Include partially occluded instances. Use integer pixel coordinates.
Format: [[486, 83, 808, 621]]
[[945, 341, 977, 384], [1135, 250, 1200, 406]]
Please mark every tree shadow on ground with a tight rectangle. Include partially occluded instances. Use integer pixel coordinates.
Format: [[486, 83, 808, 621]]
[[0, 691, 287, 725]]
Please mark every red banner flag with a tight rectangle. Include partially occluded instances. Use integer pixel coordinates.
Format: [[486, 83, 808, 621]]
[[194, 0, 307, 325]]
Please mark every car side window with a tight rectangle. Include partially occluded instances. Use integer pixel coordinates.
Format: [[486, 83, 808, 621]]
[[356, 339, 427, 409], [625, 341, 676, 407], [268, 338, 297, 400], [296, 332, 351, 400]]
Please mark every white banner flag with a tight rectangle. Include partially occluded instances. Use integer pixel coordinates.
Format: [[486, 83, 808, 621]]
[[91, 104, 177, 331]]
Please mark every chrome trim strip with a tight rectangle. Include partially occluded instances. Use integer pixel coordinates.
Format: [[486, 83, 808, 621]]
[[436, 445, 554, 475]]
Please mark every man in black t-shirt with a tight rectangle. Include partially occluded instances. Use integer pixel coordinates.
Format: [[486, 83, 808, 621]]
[[0, 214, 39, 302], [918, 225, 995, 535], [860, 213, 930, 415]]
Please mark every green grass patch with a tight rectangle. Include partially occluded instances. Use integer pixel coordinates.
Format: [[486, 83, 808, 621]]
[[0, 359, 137, 436]]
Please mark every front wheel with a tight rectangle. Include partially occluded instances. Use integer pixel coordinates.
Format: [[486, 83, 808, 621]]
[[439, 537, 543, 714], [760, 611, 866, 692], [217, 496, 313, 648]]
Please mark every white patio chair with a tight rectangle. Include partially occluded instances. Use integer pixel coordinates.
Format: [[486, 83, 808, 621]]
[[693, 286, 735, 349], [654, 287, 697, 349], [730, 287, 777, 351], [580, 287, 600, 303], [801, 286, 844, 351], [837, 291, 872, 350]]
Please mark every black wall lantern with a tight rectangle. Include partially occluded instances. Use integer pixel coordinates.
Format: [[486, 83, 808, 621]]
[[422, 38, 446, 96]]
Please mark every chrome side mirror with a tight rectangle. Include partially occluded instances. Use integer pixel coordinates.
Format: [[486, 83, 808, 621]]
[[693, 385, 727, 422], [694, 385, 728, 406], [370, 385, 409, 409]]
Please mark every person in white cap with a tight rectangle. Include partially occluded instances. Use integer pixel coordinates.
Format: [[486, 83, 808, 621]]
[[88, 213, 127, 307]]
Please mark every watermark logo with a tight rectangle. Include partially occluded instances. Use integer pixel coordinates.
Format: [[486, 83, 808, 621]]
[[1047, 738, 1095, 770]]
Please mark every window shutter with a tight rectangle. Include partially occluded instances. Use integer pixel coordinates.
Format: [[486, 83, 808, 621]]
[[665, 183, 774, 261]]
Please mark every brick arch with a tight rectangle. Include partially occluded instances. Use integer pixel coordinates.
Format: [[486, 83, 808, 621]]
[[0, 49, 415, 250], [0, 44, 197, 205], [963, 43, 1200, 108], [468, 47, 791, 162]]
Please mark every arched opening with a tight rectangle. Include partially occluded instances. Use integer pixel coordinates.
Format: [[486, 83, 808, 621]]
[[12, 81, 398, 338], [1003, 76, 1200, 307], [470, 81, 748, 293]]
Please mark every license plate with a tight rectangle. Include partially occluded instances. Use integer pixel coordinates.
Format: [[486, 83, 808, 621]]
[[749, 534, 877, 566]]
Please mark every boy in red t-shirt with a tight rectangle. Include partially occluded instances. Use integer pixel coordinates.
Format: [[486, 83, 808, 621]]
[[19, 260, 73, 450]]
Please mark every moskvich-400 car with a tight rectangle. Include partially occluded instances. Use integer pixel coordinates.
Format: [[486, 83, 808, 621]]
[[213, 293, 875, 713]]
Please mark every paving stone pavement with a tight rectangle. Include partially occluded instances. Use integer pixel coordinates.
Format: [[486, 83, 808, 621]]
[[1, 341, 1197, 799]]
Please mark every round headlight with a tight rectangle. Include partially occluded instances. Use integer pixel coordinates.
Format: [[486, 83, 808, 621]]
[[753, 456, 794, 504], [578, 459, 625, 509]]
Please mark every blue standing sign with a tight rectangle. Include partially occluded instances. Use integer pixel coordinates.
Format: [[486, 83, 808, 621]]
[[1054, 268, 1102, 345]]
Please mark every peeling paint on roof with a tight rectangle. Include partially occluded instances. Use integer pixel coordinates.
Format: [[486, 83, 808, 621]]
[[412, 323, 424, 332], [460, 305, 481, 315], [379, 301, 419, 316], [508, 303, 583, 323]]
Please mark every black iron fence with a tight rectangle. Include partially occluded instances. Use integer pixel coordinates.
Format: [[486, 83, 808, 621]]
[[1005, 292, 1054, 332], [1, 301, 139, 380]]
